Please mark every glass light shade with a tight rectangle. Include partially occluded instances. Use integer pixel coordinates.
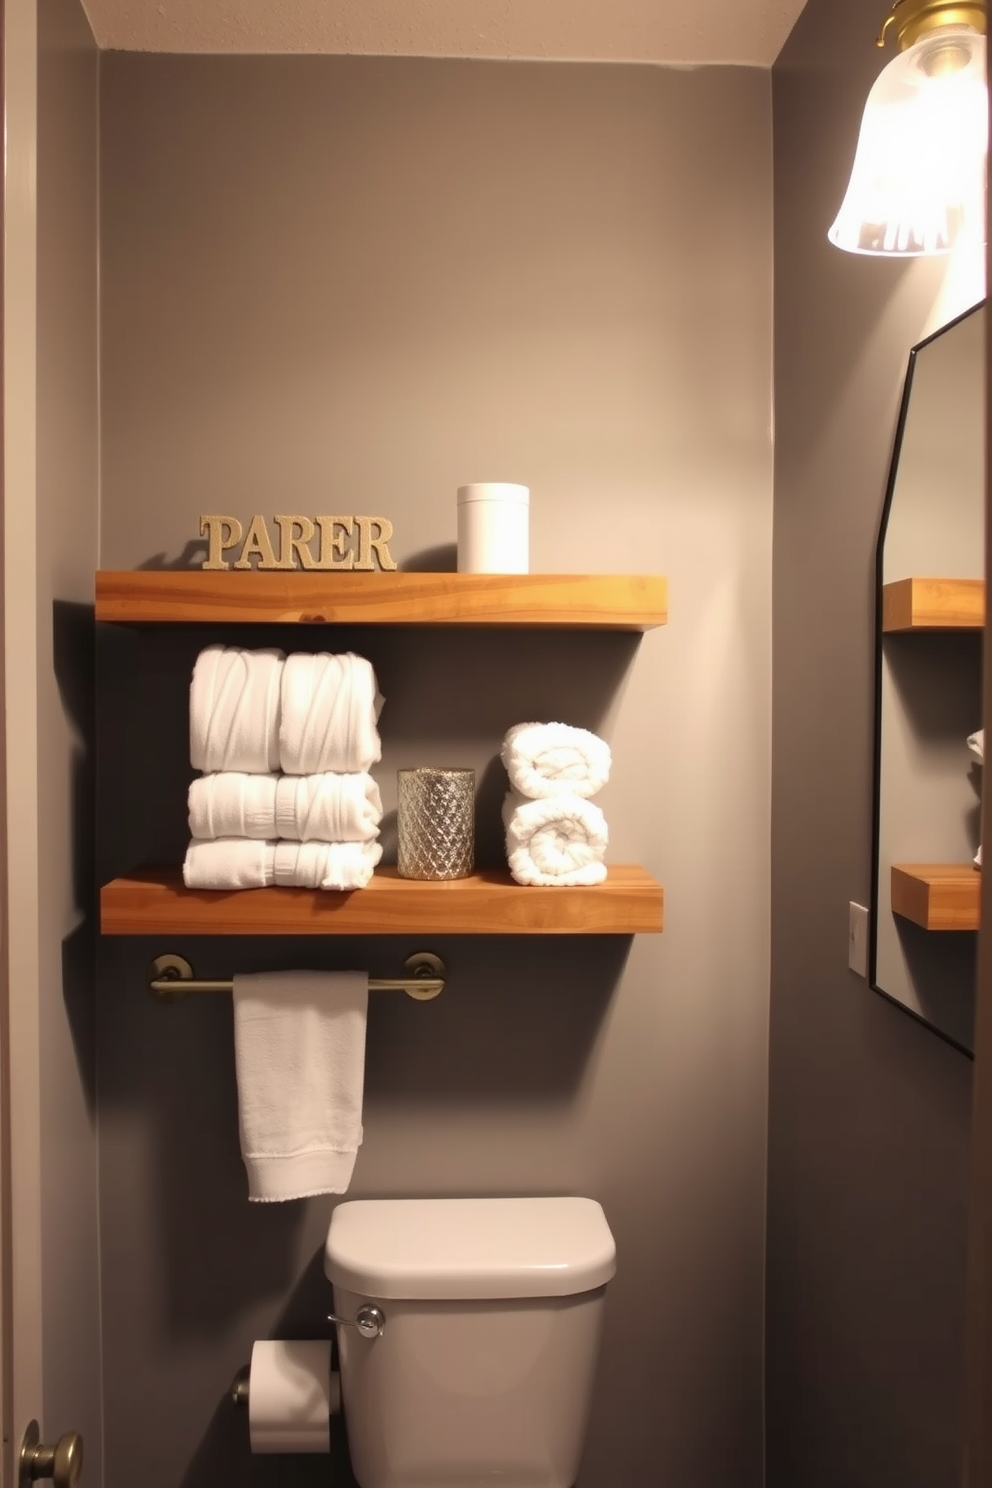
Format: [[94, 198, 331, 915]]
[[829, 26, 988, 255]]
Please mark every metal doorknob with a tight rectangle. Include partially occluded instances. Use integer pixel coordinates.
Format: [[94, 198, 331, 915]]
[[19, 1421, 83, 1488]]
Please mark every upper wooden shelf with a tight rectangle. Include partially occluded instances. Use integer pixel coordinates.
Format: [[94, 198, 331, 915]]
[[95, 572, 667, 630], [882, 577, 984, 632], [100, 865, 664, 936], [891, 863, 981, 931]]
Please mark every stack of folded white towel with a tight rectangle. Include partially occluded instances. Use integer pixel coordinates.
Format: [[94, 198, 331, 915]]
[[183, 646, 384, 890], [500, 721, 611, 887]]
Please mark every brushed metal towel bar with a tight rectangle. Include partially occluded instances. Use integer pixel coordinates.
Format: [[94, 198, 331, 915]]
[[147, 952, 447, 1002]]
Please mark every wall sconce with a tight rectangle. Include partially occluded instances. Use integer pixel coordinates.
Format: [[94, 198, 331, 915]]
[[829, 0, 988, 255]]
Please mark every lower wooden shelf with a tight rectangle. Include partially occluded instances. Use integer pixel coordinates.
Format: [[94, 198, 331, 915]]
[[891, 863, 981, 931], [100, 865, 664, 936]]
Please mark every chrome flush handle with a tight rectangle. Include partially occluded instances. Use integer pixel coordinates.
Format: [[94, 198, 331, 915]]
[[327, 1304, 385, 1339]]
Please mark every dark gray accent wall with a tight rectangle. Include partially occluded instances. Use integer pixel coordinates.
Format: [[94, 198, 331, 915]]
[[769, 4, 975, 1485], [97, 56, 774, 1488]]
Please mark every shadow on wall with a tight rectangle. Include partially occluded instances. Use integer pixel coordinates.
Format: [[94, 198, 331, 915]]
[[54, 599, 96, 909], [885, 630, 983, 744], [139, 540, 209, 570], [62, 925, 97, 1117], [183, 1382, 358, 1488], [399, 542, 457, 572], [53, 600, 98, 1114]]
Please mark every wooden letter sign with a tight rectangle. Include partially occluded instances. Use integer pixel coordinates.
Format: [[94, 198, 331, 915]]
[[200, 514, 397, 572]]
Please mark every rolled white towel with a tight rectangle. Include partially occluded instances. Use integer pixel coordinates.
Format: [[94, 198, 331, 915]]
[[501, 721, 611, 800], [183, 838, 276, 890], [279, 652, 383, 775], [275, 773, 382, 843], [969, 729, 984, 762], [502, 790, 608, 887], [190, 646, 284, 773], [188, 774, 279, 840], [273, 840, 383, 891]]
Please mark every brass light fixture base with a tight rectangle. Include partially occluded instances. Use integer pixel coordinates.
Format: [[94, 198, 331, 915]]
[[877, 0, 986, 51]]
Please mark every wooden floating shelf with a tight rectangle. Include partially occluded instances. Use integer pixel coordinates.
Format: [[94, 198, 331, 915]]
[[891, 863, 981, 931], [882, 577, 984, 633], [95, 571, 667, 630], [100, 865, 664, 937]]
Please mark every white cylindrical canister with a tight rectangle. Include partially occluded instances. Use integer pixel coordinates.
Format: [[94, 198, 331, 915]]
[[457, 483, 529, 573]]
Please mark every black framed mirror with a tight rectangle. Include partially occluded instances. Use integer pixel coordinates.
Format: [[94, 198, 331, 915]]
[[870, 300, 985, 1057]]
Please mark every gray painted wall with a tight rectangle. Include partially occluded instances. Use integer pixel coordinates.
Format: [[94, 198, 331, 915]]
[[36, 0, 103, 1469], [96, 56, 773, 1488], [769, 1, 976, 1484]]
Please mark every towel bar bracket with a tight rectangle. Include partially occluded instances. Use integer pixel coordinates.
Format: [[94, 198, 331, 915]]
[[147, 951, 447, 1002]]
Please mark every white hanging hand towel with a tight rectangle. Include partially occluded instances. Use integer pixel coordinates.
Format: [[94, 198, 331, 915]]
[[279, 652, 383, 775], [275, 772, 383, 842], [233, 970, 369, 1201], [501, 721, 611, 800], [273, 840, 383, 890], [190, 646, 284, 773], [188, 773, 279, 840], [968, 728, 985, 762], [503, 790, 608, 886], [183, 838, 276, 889]]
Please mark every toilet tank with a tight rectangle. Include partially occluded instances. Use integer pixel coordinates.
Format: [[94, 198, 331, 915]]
[[325, 1197, 616, 1488]]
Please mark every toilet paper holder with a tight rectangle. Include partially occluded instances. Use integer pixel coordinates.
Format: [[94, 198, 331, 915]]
[[230, 1363, 343, 1415], [231, 1307, 384, 1408]]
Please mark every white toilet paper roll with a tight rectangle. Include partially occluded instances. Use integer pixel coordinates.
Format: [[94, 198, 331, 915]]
[[248, 1339, 333, 1454]]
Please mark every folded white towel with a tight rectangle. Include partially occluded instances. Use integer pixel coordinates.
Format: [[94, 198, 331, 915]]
[[233, 969, 368, 1201], [188, 772, 383, 843], [501, 721, 611, 800], [275, 773, 383, 843], [273, 840, 382, 891], [188, 774, 279, 840], [190, 646, 284, 774], [503, 790, 608, 886], [279, 652, 383, 775], [183, 837, 276, 889], [969, 729, 984, 762]]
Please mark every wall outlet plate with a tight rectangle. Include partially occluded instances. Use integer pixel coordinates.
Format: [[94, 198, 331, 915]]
[[849, 902, 869, 978]]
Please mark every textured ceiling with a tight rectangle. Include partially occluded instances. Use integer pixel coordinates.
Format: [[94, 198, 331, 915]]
[[79, 0, 809, 67]]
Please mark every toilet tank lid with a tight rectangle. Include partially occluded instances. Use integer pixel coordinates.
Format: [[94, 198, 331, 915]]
[[325, 1197, 616, 1300]]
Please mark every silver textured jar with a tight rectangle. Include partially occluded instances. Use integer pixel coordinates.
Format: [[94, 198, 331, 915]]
[[396, 768, 475, 880]]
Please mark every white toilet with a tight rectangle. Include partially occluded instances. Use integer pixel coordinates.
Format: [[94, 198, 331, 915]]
[[325, 1195, 616, 1488]]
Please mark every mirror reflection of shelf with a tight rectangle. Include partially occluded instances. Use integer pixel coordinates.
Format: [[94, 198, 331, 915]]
[[881, 577, 985, 632], [890, 863, 981, 931], [99, 865, 665, 936]]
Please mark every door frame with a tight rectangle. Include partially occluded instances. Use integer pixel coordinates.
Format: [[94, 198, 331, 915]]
[[1, 0, 43, 1481]]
